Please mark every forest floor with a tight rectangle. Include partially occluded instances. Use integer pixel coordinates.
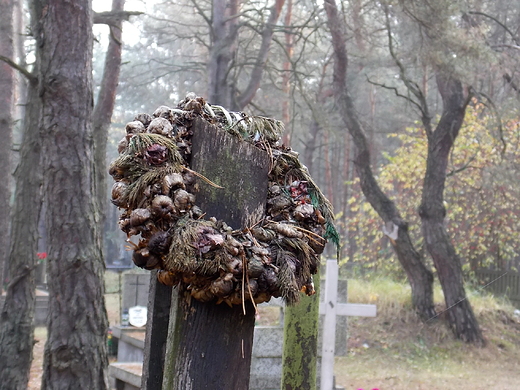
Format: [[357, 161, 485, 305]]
[[28, 273, 520, 389]]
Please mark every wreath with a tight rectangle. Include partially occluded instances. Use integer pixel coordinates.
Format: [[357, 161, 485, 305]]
[[109, 94, 339, 306]]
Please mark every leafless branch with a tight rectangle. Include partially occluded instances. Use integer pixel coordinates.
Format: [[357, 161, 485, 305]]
[[447, 155, 477, 177], [468, 11, 520, 46], [383, 4, 432, 134], [491, 44, 520, 51], [93, 11, 143, 26], [366, 76, 425, 115], [189, 0, 212, 27], [472, 89, 507, 157], [0, 55, 36, 82]]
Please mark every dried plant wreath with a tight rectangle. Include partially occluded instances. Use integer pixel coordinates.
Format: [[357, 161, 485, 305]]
[[109, 93, 339, 307]]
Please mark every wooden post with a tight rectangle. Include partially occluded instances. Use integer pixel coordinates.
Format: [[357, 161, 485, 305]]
[[142, 271, 172, 390], [161, 118, 270, 389], [281, 275, 320, 390]]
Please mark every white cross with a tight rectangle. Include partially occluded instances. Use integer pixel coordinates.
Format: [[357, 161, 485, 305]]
[[319, 259, 377, 390]]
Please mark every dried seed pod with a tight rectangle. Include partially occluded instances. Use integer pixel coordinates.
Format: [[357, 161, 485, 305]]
[[130, 208, 151, 227], [134, 113, 152, 128], [223, 291, 243, 306], [190, 205, 204, 219], [269, 222, 304, 238], [294, 203, 315, 221], [247, 257, 264, 278], [190, 285, 215, 302], [251, 245, 269, 256], [184, 99, 202, 113], [262, 266, 280, 294], [125, 121, 146, 138], [148, 230, 172, 255], [111, 181, 128, 207], [210, 273, 234, 297], [108, 162, 126, 181], [267, 195, 293, 216], [226, 257, 242, 275], [151, 195, 175, 219], [268, 184, 282, 197], [133, 247, 161, 270], [118, 218, 131, 233], [173, 189, 195, 213], [117, 137, 128, 154], [162, 173, 185, 194], [147, 117, 173, 137], [157, 270, 179, 286], [315, 208, 326, 225], [182, 169, 197, 187], [250, 227, 277, 242], [153, 105, 173, 120]]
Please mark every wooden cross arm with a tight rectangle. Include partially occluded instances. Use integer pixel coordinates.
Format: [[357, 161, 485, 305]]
[[319, 302, 377, 317]]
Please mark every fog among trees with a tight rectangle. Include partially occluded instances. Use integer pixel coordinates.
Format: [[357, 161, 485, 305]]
[[1, 0, 519, 386]]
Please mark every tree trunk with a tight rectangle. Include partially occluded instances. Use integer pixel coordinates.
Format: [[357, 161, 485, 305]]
[[207, 0, 285, 110], [419, 74, 484, 344], [207, 0, 240, 108], [34, 0, 109, 388], [281, 0, 293, 146], [0, 0, 15, 294], [92, 0, 125, 257], [0, 77, 42, 390], [236, 0, 285, 109], [323, 0, 436, 320]]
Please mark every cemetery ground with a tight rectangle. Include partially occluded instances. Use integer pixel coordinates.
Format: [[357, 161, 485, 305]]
[[28, 272, 520, 389]]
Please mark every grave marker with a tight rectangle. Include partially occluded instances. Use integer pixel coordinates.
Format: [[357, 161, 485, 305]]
[[123, 273, 150, 312], [319, 259, 377, 390]]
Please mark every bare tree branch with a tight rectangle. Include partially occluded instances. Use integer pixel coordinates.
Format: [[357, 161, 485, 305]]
[[446, 155, 477, 177], [236, 0, 286, 109], [383, 4, 432, 134], [468, 11, 520, 45], [0, 55, 36, 82], [93, 10, 143, 26], [366, 76, 425, 114]]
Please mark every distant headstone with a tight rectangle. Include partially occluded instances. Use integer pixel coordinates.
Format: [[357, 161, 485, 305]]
[[123, 274, 150, 314], [128, 306, 148, 327]]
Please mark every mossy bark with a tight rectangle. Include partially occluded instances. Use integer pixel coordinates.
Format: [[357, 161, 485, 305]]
[[281, 275, 320, 390]]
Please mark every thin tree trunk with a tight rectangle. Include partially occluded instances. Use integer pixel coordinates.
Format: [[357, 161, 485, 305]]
[[207, 0, 285, 110], [0, 77, 42, 390], [281, 0, 293, 146], [236, 0, 285, 109], [323, 0, 436, 320], [92, 0, 125, 257], [34, 0, 109, 387], [207, 0, 240, 108], [419, 74, 484, 344], [0, 0, 15, 294]]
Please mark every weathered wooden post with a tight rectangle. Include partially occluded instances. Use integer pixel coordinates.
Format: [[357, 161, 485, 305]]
[[142, 272, 172, 389], [161, 118, 270, 389], [281, 276, 320, 390]]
